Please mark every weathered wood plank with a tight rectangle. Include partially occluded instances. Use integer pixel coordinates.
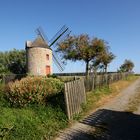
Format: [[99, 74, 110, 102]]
[[64, 79, 86, 119]]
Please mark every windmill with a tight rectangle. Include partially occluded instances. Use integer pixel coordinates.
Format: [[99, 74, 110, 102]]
[[25, 25, 70, 76]]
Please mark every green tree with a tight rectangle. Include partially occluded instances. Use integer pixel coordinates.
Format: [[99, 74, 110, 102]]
[[89, 46, 115, 74], [0, 49, 26, 74], [0, 63, 8, 74], [119, 59, 134, 72], [57, 34, 107, 77], [100, 51, 115, 73], [0, 52, 9, 74]]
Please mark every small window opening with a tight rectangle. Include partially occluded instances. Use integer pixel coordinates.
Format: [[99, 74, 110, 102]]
[[46, 54, 49, 60]]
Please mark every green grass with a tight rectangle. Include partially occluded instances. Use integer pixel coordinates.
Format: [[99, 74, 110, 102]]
[[0, 106, 68, 140], [84, 86, 112, 112], [0, 84, 68, 140]]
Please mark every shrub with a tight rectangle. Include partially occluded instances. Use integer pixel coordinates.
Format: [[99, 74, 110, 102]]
[[47, 74, 58, 78], [5, 76, 64, 107], [0, 83, 8, 106]]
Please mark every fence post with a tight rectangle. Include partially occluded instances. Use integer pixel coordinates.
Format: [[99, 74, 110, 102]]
[[107, 74, 111, 88], [64, 83, 71, 120], [92, 75, 95, 91]]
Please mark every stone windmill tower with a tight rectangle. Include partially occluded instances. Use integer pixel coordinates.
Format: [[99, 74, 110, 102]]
[[26, 37, 52, 76], [26, 25, 70, 76]]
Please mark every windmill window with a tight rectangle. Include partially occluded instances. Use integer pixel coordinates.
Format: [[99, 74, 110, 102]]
[[46, 54, 49, 60]]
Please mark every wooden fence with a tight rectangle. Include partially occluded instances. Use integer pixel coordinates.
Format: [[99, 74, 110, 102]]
[[64, 79, 86, 119], [64, 72, 130, 119], [85, 72, 129, 91]]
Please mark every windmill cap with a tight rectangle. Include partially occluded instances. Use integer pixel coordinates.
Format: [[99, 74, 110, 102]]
[[26, 41, 32, 47], [26, 36, 51, 50]]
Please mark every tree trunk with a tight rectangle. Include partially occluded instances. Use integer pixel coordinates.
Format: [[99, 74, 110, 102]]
[[93, 66, 97, 90], [105, 65, 108, 85], [85, 61, 89, 78], [105, 65, 107, 74]]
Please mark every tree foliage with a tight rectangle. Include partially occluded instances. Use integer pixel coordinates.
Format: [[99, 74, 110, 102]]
[[119, 59, 134, 72], [0, 49, 26, 74], [0, 52, 9, 74], [57, 34, 108, 76], [99, 51, 115, 73], [90, 48, 115, 75]]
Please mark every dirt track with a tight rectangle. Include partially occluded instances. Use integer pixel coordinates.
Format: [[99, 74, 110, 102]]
[[56, 78, 140, 140]]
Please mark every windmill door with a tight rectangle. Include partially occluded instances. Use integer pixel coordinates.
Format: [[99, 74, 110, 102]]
[[46, 66, 50, 75]]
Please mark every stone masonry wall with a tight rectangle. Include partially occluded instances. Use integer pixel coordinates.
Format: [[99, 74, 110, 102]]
[[26, 47, 52, 76]]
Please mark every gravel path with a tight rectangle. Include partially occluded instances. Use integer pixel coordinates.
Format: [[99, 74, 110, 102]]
[[55, 78, 140, 140]]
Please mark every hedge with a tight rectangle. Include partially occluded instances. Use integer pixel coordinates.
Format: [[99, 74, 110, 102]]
[[6, 76, 64, 107]]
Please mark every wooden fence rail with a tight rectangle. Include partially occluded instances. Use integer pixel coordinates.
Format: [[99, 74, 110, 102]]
[[64, 79, 86, 119], [85, 72, 129, 91]]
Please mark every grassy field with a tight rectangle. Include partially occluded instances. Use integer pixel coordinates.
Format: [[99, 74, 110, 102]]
[[0, 75, 138, 140]]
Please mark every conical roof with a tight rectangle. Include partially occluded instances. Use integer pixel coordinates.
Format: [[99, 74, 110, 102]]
[[30, 36, 51, 50]]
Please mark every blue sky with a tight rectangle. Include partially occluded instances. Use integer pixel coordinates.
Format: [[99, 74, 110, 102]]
[[0, 0, 140, 73]]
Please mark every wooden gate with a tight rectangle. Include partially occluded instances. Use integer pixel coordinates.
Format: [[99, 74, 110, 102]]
[[64, 79, 86, 119]]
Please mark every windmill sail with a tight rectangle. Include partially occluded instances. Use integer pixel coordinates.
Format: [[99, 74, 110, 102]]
[[36, 26, 49, 43], [35, 25, 70, 72], [49, 25, 69, 47], [52, 53, 64, 71]]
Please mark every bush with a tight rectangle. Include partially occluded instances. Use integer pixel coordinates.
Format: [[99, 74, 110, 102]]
[[47, 74, 58, 78], [0, 83, 8, 106], [6, 76, 64, 107]]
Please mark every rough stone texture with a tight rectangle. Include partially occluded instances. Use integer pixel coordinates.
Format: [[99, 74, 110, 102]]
[[26, 37, 52, 76]]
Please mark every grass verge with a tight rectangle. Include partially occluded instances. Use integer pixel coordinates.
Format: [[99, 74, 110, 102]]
[[0, 105, 68, 140]]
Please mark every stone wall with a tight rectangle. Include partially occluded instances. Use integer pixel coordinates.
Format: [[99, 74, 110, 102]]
[[26, 46, 52, 76]]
